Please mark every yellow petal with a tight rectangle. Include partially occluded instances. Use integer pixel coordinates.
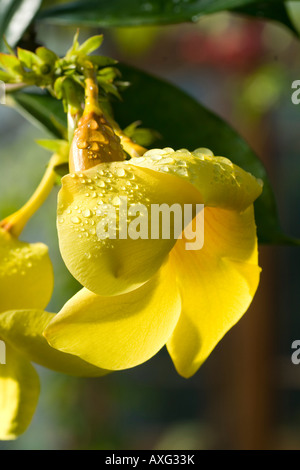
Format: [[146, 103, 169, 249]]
[[130, 148, 263, 211], [44, 260, 181, 370], [0, 344, 39, 440], [167, 205, 261, 378], [57, 161, 199, 296], [0, 228, 53, 312], [0, 310, 108, 377]]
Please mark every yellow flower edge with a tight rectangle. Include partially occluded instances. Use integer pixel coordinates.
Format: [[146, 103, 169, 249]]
[[45, 148, 262, 377], [0, 228, 54, 312], [0, 232, 107, 440], [0, 344, 39, 440], [0, 309, 110, 377], [0, 309, 109, 440], [56, 147, 262, 297]]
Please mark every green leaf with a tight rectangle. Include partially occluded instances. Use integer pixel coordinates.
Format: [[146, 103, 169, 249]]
[[0, 52, 23, 81], [77, 34, 103, 55], [88, 55, 118, 67], [233, 1, 298, 35], [113, 64, 297, 244], [35, 46, 58, 64], [8, 65, 298, 244], [17, 48, 43, 69], [0, 53, 22, 71], [36, 138, 68, 154], [123, 121, 162, 147], [0, 0, 43, 52], [38, 0, 299, 33], [0, 70, 12, 81]]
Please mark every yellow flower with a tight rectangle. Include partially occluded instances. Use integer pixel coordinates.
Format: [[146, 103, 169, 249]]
[[44, 146, 263, 378], [0, 228, 52, 440], [0, 228, 108, 440], [0, 148, 109, 440]]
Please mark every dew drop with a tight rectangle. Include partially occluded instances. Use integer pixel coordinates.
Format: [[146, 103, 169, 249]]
[[89, 120, 99, 130], [71, 216, 81, 224], [83, 209, 92, 218], [115, 168, 126, 177], [176, 168, 189, 177], [162, 157, 174, 164], [89, 142, 100, 151], [112, 196, 121, 206], [77, 140, 88, 149], [194, 147, 214, 157], [151, 155, 162, 161]]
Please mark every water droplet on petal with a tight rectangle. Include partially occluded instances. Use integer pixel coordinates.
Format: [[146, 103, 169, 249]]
[[89, 120, 99, 130], [77, 140, 88, 149], [176, 168, 189, 177], [194, 147, 214, 157], [162, 157, 174, 164], [115, 168, 126, 177], [71, 216, 81, 224], [83, 209, 92, 218], [112, 196, 121, 206]]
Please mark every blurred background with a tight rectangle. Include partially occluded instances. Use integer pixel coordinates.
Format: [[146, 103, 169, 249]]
[[1, 3, 300, 450]]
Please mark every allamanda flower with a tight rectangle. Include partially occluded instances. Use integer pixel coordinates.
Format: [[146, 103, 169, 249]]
[[0, 154, 107, 440], [43, 83, 263, 378]]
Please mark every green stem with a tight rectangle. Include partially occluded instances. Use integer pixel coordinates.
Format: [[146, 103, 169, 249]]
[[0, 153, 64, 238], [63, 79, 83, 144], [83, 67, 101, 116]]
